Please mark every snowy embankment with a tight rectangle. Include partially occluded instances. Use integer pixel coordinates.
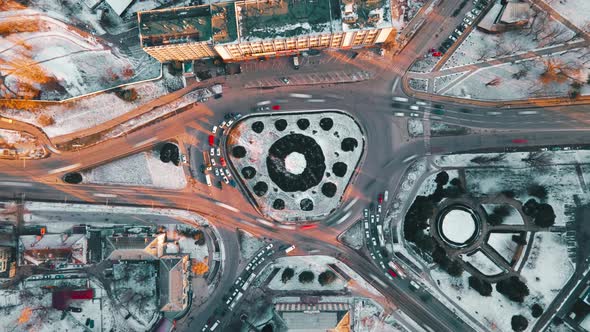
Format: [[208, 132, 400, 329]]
[[0, 129, 47, 159], [81, 149, 187, 189]]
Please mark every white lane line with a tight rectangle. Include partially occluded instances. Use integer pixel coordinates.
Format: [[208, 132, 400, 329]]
[[133, 137, 157, 148], [487, 111, 502, 115], [324, 94, 344, 100], [371, 274, 387, 287], [518, 110, 538, 115], [277, 224, 296, 230], [289, 93, 312, 99], [402, 154, 418, 163], [256, 218, 274, 227], [93, 193, 117, 198], [215, 202, 239, 213], [343, 197, 359, 212], [307, 99, 325, 103], [48, 163, 81, 175], [334, 211, 352, 225], [391, 77, 400, 94], [256, 100, 271, 106], [0, 181, 33, 187]]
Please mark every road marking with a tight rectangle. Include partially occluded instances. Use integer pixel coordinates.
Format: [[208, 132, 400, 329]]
[[133, 137, 157, 148], [324, 94, 344, 100], [518, 110, 538, 115], [334, 211, 352, 225], [371, 274, 387, 287], [256, 218, 274, 227], [289, 93, 312, 99], [256, 100, 271, 106], [402, 154, 418, 163], [343, 197, 359, 211], [487, 111, 502, 115], [277, 224, 295, 230], [0, 181, 33, 187], [391, 77, 400, 93], [48, 163, 81, 174], [307, 99, 325, 103], [93, 193, 117, 198], [215, 202, 239, 213]]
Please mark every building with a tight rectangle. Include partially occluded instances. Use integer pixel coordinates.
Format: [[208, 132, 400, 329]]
[[158, 255, 191, 312], [106, 0, 134, 16], [138, 0, 395, 62], [19, 234, 88, 266], [275, 301, 351, 332], [477, 1, 533, 33], [0, 247, 11, 273], [104, 234, 165, 260]]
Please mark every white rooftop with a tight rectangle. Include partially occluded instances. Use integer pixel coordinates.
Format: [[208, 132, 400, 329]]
[[106, 0, 134, 16]]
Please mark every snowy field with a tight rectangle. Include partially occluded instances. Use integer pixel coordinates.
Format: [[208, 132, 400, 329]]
[[0, 128, 46, 158], [482, 204, 523, 225], [462, 250, 503, 276], [407, 119, 423, 137], [464, 165, 583, 226], [416, 169, 459, 196], [409, 55, 442, 73], [433, 72, 467, 93], [542, 0, 590, 32], [441, 16, 575, 70], [81, 149, 187, 189], [487, 232, 520, 263], [435, 149, 590, 168], [267, 256, 346, 291], [239, 229, 265, 260], [340, 220, 364, 250], [443, 48, 590, 100]]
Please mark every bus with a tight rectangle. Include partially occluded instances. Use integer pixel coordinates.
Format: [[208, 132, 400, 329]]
[[388, 261, 407, 278], [210, 320, 220, 331], [376, 225, 385, 247], [205, 174, 212, 187], [242, 273, 256, 291]]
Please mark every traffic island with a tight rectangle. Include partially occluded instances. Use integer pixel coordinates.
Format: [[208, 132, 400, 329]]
[[225, 110, 364, 222]]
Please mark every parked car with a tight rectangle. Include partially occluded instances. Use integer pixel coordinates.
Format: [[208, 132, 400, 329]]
[[378, 193, 383, 204], [67, 307, 82, 313], [216, 148, 221, 156], [212, 126, 218, 134], [181, 154, 188, 164], [210, 148, 215, 156], [220, 157, 227, 167], [281, 77, 290, 84], [208, 135, 215, 146], [463, 17, 473, 25], [214, 168, 220, 177], [223, 176, 229, 184]]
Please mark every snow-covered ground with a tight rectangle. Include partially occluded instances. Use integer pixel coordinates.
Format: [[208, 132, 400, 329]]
[[408, 55, 441, 73], [443, 48, 590, 100], [0, 129, 47, 159], [441, 209, 476, 244], [340, 220, 364, 250], [112, 262, 159, 327], [433, 72, 467, 93], [408, 78, 428, 91], [464, 165, 583, 226], [407, 119, 423, 137], [462, 250, 503, 276], [487, 232, 520, 263], [417, 169, 459, 197], [81, 148, 187, 189], [581, 314, 590, 331], [268, 256, 347, 291], [542, 0, 590, 32], [238, 229, 265, 260], [482, 204, 523, 225], [435, 150, 590, 168]]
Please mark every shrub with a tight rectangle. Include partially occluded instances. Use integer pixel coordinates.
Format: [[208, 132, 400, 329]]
[[468, 276, 492, 296], [496, 276, 529, 303], [511, 315, 528, 331], [531, 303, 544, 318], [446, 260, 464, 277], [527, 184, 548, 200], [318, 270, 337, 286], [522, 199, 539, 216], [435, 171, 449, 186], [534, 203, 556, 227], [281, 268, 294, 283], [298, 271, 315, 283]]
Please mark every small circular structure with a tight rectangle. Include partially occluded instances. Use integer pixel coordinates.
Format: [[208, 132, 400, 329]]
[[319, 118, 334, 131], [300, 198, 314, 211], [241, 166, 257, 179], [252, 121, 264, 133], [332, 162, 347, 177], [253, 181, 268, 196], [232, 146, 247, 158], [285, 152, 306, 175], [274, 119, 288, 131], [273, 199, 285, 210], [436, 204, 481, 248], [341, 138, 358, 152], [321, 182, 337, 197], [297, 119, 310, 130]]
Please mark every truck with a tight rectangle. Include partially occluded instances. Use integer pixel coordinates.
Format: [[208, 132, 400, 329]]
[[376, 225, 385, 247], [284, 245, 296, 253], [292, 56, 300, 69], [205, 174, 212, 187], [242, 273, 257, 291], [210, 320, 220, 331]]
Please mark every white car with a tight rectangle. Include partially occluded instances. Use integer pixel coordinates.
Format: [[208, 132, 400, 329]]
[[393, 96, 409, 102], [224, 168, 232, 177], [466, 12, 475, 19], [394, 112, 405, 117], [212, 126, 218, 134], [223, 175, 229, 184], [454, 29, 463, 36], [410, 105, 419, 111], [211, 159, 216, 167], [449, 35, 457, 42], [266, 243, 274, 250], [471, 8, 481, 15], [210, 148, 215, 156], [216, 148, 221, 156], [181, 154, 187, 164], [410, 113, 420, 117], [214, 168, 220, 177], [227, 119, 234, 127], [463, 17, 473, 25], [220, 121, 227, 128]]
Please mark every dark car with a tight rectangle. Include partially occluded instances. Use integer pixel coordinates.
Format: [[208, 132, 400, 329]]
[[350, 52, 359, 59], [67, 307, 82, 313]]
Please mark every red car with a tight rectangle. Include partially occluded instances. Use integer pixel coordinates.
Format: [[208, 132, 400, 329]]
[[432, 51, 442, 57], [272, 105, 281, 110], [387, 269, 398, 278], [512, 138, 528, 144], [301, 224, 317, 230], [378, 193, 383, 204], [208, 135, 215, 146], [220, 157, 227, 167]]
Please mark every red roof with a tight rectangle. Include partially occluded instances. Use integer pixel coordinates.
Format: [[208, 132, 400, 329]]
[[52, 289, 94, 310]]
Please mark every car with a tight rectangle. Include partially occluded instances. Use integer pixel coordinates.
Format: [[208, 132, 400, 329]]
[[284, 245, 296, 253], [378, 193, 383, 204], [372, 238, 378, 246], [211, 159, 216, 167], [220, 157, 227, 167], [429, 48, 436, 53], [432, 108, 445, 115], [234, 113, 243, 119], [457, 24, 466, 32], [216, 148, 221, 157], [466, 12, 475, 19], [454, 29, 463, 36], [301, 224, 317, 230], [220, 120, 227, 128], [200, 164, 206, 173], [266, 243, 274, 250], [471, 8, 481, 15], [181, 154, 188, 164], [224, 168, 231, 176], [208, 135, 215, 146], [379, 48, 385, 56], [410, 105, 419, 111], [432, 51, 442, 57], [394, 112, 405, 117], [235, 277, 243, 286], [281, 77, 290, 84], [350, 52, 359, 59], [227, 119, 234, 127], [564, 147, 571, 150], [214, 168, 220, 177], [67, 307, 82, 313], [512, 138, 528, 144], [463, 17, 473, 25], [223, 175, 229, 184], [210, 148, 215, 156], [272, 105, 281, 110], [246, 263, 253, 271], [449, 35, 457, 42], [377, 205, 382, 213], [540, 147, 548, 151], [393, 96, 409, 102], [387, 268, 398, 278], [365, 230, 370, 238], [410, 113, 420, 117], [212, 126, 218, 134]]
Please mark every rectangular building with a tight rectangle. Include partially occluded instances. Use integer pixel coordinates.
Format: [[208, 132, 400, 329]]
[[138, 0, 394, 62]]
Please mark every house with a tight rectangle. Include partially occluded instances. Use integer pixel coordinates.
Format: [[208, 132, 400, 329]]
[[159, 255, 191, 312], [105, 0, 134, 16], [104, 234, 165, 260], [19, 234, 87, 266]]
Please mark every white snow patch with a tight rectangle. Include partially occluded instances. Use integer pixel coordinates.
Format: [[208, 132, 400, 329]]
[[462, 250, 503, 276], [285, 152, 306, 175], [487, 232, 520, 263], [268, 255, 346, 291]]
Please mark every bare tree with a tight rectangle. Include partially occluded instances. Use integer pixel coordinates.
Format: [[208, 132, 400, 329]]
[[522, 152, 553, 166]]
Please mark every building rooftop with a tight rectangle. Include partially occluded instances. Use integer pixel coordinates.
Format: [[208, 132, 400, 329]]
[[340, 0, 391, 31], [237, 0, 342, 41], [138, 5, 238, 48]]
